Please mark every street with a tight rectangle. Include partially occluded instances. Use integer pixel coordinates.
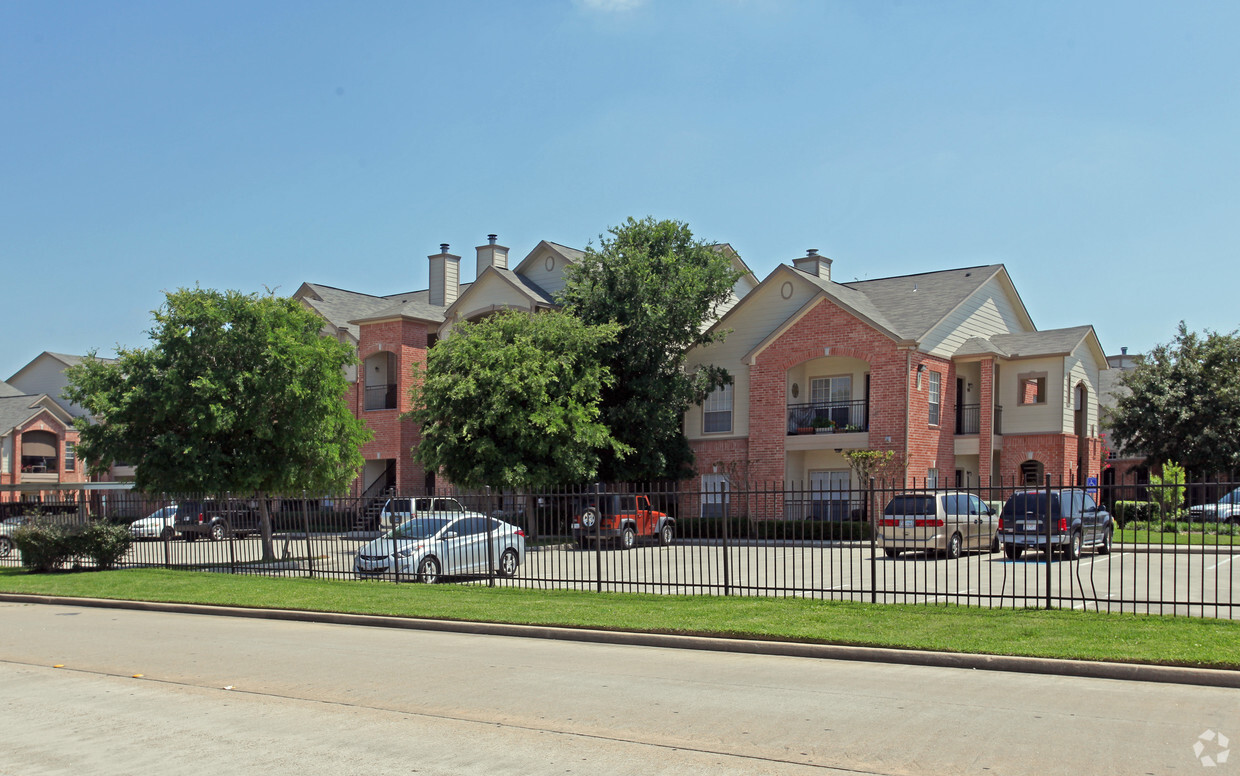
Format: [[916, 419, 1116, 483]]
[[0, 601, 1236, 775]]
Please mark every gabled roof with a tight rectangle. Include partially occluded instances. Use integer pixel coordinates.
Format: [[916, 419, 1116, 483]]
[[837, 264, 1020, 341], [7, 351, 117, 384], [954, 325, 1107, 366], [441, 266, 556, 322], [0, 394, 74, 437], [511, 240, 586, 276], [295, 281, 475, 334], [0, 380, 22, 399]]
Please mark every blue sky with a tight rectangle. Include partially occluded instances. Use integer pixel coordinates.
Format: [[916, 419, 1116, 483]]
[[3, 0, 1237, 374]]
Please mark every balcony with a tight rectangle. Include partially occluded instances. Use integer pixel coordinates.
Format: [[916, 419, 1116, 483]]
[[955, 404, 1003, 435], [787, 400, 868, 435], [365, 383, 398, 411]]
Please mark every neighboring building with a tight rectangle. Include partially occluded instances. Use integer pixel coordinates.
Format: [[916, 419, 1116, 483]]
[[1098, 348, 1148, 500], [684, 251, 1108, 519], [0, 378, 87, 499], [294, 236, 758, 501], [5, 352, 133, 482]]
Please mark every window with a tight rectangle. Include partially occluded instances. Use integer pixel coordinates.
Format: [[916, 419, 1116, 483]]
[[928, 371, 941, 425], [810, 376, 853, 427], [703, 384, 733, 433], [1018, 373, 1047, 405], [64, 442, 75, 472], [701, 474, 730, 518], [926, 468, 939, 489]]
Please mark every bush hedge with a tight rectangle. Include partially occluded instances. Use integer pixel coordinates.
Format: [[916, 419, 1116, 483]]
[[1112, 501, 1160, 527], [676, 518, 872, 542], [11, 520, 134, 572]]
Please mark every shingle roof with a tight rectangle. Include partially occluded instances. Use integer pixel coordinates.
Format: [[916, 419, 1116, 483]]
[[0, 395, 52, 436], [953, 326, 1096, 359], [0, 380, 22, 399], [494, 268, 555, 305], [298, 282, 476, 334], [840, 265, 1004, 341]]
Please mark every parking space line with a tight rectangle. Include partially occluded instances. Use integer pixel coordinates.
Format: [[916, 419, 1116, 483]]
[[1207, 557, 1235, 572]]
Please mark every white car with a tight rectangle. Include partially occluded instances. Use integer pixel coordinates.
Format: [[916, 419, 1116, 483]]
[[354, 514, 525, 582], [1188, 487, 1240, 523], [128, 505, 180, 540], [0, 516, 31, 558]]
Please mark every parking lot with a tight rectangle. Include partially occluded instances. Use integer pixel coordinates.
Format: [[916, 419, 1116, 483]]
[[112, 531, 1240, 619]]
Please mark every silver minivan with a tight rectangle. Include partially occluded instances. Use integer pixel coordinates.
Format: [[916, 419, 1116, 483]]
[[878, 492, 998, 559]]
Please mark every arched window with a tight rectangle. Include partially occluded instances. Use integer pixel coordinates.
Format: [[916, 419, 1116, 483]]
[[1020, 459, 1045, 487]]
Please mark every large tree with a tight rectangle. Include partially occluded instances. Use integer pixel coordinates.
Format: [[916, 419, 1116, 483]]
[[1107, 322, 1240, 476], [65, 288, 370, 560], [407, 309, 627, 491], [557, 216, 742, 482]]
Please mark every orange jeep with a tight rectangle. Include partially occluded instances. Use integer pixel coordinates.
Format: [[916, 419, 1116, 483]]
[[572, 494, 675, 550]]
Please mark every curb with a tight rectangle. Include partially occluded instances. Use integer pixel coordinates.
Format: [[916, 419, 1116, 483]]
[[2, 592, 1236, 689]]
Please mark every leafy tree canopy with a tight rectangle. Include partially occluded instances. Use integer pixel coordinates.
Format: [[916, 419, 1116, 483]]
[[557, 216, 742, 482], [1107, 322, 1240, 475], [65, 288, 370, 558], [407, 310, 628, 491]]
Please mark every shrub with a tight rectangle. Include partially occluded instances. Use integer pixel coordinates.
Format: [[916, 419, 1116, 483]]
[[12, 521, 76, 572], [77, 522, 133, 570], [1113, 501, 1160, 527], [11, 519, 133, 572]]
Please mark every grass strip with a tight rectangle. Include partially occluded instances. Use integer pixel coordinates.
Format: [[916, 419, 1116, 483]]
[[0, 566, 1236, 670], [1116, 529, 1239, 546]]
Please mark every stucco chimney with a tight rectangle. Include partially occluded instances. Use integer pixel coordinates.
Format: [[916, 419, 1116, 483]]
[[792, 249, 832, 281], [475, 234, 509, 279], [428, 243, 460, 307]]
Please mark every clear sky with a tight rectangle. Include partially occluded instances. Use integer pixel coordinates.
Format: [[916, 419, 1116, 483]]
[[3, 0, 1237, 375]]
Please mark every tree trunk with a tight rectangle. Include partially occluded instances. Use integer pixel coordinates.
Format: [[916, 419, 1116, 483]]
[[258, 491, 276, 562]]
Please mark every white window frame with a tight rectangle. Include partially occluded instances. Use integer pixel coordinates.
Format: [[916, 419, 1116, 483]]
[[928, 371, 941, 426], [703, 384, 733, 434]]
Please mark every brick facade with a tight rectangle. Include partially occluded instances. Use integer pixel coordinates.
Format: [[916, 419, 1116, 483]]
[[354, 318, 434, 495]]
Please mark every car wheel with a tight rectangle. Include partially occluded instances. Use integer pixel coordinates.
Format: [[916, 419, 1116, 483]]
[[417, 556, 440, 584], [1097, 527, 1114, 556], [580, 507, 600, 530], [1063, 531, 1082, 561], [209, 522, 229, 542], [160, 527, 175, 541], [0, 536, 12, 558], [1003, 545, 1023, 560], [659, 523, 674, 546], [883, 547, 899, 559], [620, 526, 636, 550], [945, 533, 962, 560], [498, 548, 519, 577], [989, 534, 1000, 554]]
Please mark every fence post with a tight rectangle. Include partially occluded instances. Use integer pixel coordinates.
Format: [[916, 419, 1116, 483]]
[[594, 484, 603, 594], [1045, 474, 1053, 610], [303, 492, 315, 579], [486, 486, 496, 588], [721, 486, 731, 597], [869, 477, 878, 604]]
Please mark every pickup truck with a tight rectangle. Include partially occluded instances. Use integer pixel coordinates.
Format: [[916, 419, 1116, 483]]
[[572, 494, 675, 550]]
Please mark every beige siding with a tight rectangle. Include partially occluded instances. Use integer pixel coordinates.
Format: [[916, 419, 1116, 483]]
[[685, 273, 824, 440], [922, 276, 1032, 358], [1064, 341, 1103, 438], [998, 355, 1066, 434], [519, 251, 570, 297], [7, 356, 83, 417]]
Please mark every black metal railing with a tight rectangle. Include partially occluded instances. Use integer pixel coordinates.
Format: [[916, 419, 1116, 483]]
[[955, 404, 1003, 435], [2, 472, 1236, 619], [364, 383, 398, 411], [786, 399, 868, 435]]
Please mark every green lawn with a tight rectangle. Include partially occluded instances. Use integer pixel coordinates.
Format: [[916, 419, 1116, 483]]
[[0, 566, 1237, 670], [1116, 529, 1240, 546]]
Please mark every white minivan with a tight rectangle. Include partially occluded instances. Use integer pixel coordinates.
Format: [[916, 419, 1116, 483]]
[[878, 491, 998, 559], [378, 497, 470, 530]]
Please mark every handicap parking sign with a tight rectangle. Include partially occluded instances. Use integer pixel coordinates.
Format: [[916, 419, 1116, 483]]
[[1086, 475, 1098, 497]]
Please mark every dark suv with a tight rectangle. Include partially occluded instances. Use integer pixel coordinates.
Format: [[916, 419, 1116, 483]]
[[997, 488, 1113, 560], [174, 499, 262, 541]]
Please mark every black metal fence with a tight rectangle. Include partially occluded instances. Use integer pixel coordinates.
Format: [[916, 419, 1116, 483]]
[[1, 474, 1236, 619]]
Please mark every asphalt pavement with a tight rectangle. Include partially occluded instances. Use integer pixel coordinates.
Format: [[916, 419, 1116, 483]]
[[1, 600, 1236, 775]]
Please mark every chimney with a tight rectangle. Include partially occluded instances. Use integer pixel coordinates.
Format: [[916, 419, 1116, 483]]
[[1120, 346, 1128, 356], [792, 248, 832, 281], [475, 233, 509, 279], [428, 243, 460, 307]]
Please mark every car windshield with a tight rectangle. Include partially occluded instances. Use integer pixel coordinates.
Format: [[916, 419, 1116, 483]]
[[148, 507, 175, 520], [389, 518, 451, 540], [884, 495, 937, 516], [1002, 493, 1056, 518]]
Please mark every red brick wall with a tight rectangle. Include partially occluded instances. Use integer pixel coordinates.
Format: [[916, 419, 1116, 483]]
[[1, 410, 84, 502], [906, 353, 955, 486], [355, 318, 433, 494]]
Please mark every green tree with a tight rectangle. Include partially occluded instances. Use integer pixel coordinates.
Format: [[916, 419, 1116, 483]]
[[65, 288, 370, 561], [1108, 323, 1240, 476], [1148, 461, 1186, 520], [407, 310, 628, 491], [557, 216, 742, 482]]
